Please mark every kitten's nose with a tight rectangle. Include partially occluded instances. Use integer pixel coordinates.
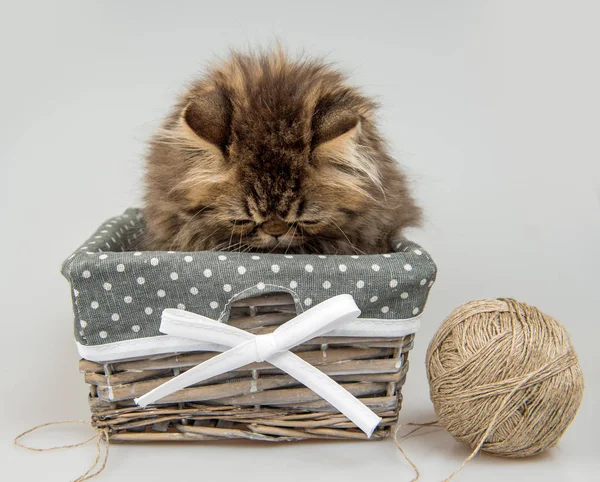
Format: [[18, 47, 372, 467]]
[[262, 220, 288, 237]]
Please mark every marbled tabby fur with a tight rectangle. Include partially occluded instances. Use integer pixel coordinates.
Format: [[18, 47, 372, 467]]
[[143, 49, 421, 254]]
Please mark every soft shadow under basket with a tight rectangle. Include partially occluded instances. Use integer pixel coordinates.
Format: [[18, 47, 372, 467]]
[[61, 208, 437, 442]]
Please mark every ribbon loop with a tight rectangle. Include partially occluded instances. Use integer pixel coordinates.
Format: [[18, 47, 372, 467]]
[[135, 294, 382, 436]]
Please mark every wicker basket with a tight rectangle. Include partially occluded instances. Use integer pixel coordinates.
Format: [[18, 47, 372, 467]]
[[63, 208, 436, 442]]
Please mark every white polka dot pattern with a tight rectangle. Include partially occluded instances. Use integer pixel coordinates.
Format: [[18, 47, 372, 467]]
[[62, 208, 436, 345]]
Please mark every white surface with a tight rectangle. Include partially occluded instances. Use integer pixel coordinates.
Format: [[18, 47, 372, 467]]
[[1, 1, 598, 481]]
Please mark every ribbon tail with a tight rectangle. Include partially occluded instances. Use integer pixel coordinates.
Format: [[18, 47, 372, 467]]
[[269, 351, 382, 437]]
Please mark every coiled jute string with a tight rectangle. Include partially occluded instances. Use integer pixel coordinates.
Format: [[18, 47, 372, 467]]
[[393, 298, 584, 481]]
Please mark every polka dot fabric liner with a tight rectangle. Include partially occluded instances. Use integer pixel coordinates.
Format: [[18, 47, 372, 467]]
[[61, 208, 437, 347]]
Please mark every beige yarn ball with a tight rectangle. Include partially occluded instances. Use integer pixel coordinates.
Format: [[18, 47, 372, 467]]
[[426, 298, 584, 458]]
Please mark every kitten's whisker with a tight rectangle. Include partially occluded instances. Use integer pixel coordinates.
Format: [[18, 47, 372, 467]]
[[330, 220, 366, 255], [171, 215, 217, 250], [187, 226, 221, 251], [284, 224, 298, 254], [227, 221, 237, 252], [268, 239, 280, 254], [211, 241, 231, 251], [166, 207, 215, 249], [178, 206, 211, 232]]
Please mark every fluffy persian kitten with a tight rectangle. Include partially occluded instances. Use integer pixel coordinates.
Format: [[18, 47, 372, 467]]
[[143, 49, 421, 254]]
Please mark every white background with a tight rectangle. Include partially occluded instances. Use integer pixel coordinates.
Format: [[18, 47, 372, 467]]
[[1, 1, 598, 480]]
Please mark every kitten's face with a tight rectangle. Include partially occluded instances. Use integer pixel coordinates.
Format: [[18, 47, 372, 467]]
[[144, 51, 422, 254], [202, 186, 342, 253], [178, 132, 368, 253]]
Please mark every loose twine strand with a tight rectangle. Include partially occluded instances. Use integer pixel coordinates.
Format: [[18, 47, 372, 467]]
[[14, 420, 109, 482], [16, 417, 501, 482], [393, 369, 542, 481], [393, 421, 442, 481]]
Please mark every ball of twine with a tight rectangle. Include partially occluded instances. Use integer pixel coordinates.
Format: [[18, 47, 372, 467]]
[[426, 298, 584, 459]]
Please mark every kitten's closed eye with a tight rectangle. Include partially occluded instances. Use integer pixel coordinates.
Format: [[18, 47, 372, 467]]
[[230, 219, 254, 226], [184, 205, 214, 216]]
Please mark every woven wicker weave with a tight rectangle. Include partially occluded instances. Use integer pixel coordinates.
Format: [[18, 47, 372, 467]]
[[82, 292, 413, 442]]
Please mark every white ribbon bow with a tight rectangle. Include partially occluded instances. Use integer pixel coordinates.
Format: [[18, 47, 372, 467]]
[[135, 294, 382, 436]]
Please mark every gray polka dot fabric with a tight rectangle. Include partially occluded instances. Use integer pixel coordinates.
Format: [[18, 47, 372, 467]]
[[61, 208, 437, 346]]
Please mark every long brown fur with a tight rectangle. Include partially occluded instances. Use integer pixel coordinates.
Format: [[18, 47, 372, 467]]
[[142, 49, 422, 254]]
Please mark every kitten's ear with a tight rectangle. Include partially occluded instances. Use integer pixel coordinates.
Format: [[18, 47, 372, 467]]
[[182, 87, 232, 149], [312, 99, 360, 147]]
